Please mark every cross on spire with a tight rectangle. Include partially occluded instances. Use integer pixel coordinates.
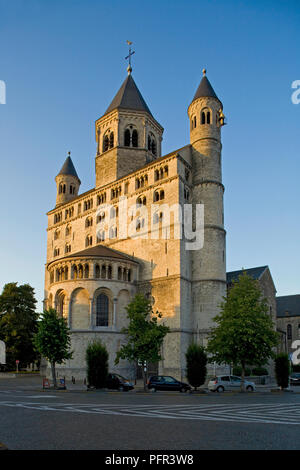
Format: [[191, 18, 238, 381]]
[[125, 40, 135, 74]]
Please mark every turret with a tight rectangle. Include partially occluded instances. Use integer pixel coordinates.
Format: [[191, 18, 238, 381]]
[[55, 152, 81, 206], [188, 69, 227, 343], [94, 66, 164, 188]]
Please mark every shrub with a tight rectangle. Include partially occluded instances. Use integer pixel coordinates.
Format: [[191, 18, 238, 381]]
[[186, 343, 207, 390], [275, 353, 290, 389], [86, 340, 109, 389], [252, 366, 268, 376]]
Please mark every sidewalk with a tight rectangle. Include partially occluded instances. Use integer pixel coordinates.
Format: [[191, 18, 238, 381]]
[[0, 374, 298, 393]]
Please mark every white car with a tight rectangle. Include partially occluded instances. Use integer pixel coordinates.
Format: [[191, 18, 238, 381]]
[[208, 375, 256, 392]]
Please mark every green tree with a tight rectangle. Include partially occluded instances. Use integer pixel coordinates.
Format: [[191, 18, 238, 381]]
[[33, 309, 72, 388], [0, 283, 39, 369], [86, 340, 109, 389], [275, 353, 290, 390], [186, 343, 207, 391], [207, 272, 279, 392], [115, 294, 170, 391]]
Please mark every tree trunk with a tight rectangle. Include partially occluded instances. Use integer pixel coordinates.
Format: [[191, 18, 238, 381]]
[[240, 362, 246, 393], [51, 361, 57, 389]]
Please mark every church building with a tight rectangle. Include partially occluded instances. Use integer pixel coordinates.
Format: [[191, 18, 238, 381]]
[[44, 61, 226, 380]]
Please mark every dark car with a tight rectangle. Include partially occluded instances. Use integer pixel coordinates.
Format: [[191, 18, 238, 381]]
[[147, 375, 191, 392], [105, 373, 134, 391], [290, 373, 300, 385]]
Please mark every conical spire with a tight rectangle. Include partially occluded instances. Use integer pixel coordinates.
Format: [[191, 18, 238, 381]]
[[57, 153, 80, 182], [104, 74, 153, 117], [192, 69, 222, 104]]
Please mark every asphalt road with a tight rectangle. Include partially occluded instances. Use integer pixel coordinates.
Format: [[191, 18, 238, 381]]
[[1, 377, 300, 451]]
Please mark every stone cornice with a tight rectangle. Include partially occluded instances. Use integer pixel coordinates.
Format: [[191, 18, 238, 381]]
[[193, 179, 224, 191]]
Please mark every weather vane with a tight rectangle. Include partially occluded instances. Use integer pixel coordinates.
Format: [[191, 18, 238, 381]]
[[125, 40, 135, 74]]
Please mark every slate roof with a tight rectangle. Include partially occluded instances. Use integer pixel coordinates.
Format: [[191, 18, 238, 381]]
[[104, 74, 153, 117], [226, 266, 268, 285], [63, 244, 137, 263], [276, 295, 300, 318], [57, 156, 80, 181], [192, 75, 221, 104]]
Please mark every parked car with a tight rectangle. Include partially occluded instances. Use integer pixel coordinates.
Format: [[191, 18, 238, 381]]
[[290, 372, 300, 385], [147, 375, 191, 392], [208, 375, 256, 392], [106, 373, 134, 391]]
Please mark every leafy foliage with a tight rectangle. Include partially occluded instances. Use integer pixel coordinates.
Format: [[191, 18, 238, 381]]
[[86, 340, 109, 389], [115, 294, 169, 389], [275, 353, 290, 389], [0, 283, 39, 369], [207, 272, 279, 390], [185, 343, 207, 390], [34, 309, 72, 387]]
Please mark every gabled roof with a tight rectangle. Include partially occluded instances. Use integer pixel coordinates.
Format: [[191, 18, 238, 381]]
[[104, 74, 153, 117], [57, 156, 80, 182], [276, 295, 300, 318], [226, 266, 268, 284]]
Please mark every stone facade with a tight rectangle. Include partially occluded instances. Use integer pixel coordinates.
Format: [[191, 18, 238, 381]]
[[44, 69, 227, 381], [277, 295, 300, 357]]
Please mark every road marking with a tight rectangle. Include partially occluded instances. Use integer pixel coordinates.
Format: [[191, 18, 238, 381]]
[[1, 401, 300, 425], [26, 395, 57, 398]]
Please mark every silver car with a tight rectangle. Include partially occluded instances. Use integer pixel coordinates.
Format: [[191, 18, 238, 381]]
[[208, 375, 256, 392]]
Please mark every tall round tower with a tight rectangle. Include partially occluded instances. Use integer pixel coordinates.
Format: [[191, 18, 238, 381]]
[[187, 69, 226, 344], [55, 152, 81, 207]]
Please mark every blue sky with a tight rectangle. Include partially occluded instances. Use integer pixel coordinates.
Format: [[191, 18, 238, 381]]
[[0, 0, 299, 311]]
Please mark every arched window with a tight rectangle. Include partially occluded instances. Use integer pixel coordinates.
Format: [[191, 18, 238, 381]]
[[103, 135, 109, 152], [95, 264, 100, 278], [124, 129, 130, 147], [194, 116, 196, 128], [151, 139, 157, 156], [132, 129, 138, 147], [287, 324, 292, 340], [73, 265, 78, 280], [85, 217, 93, 228], [148, 135, 151, 150], [107, 265, 112, 279], [201, 108, 212, 125], [109, 132, 114, 148], [96, 294, 109, 327], [160, 190, 165, 200], [154, 191, 160, 202], [84, 264, 89, 279]]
